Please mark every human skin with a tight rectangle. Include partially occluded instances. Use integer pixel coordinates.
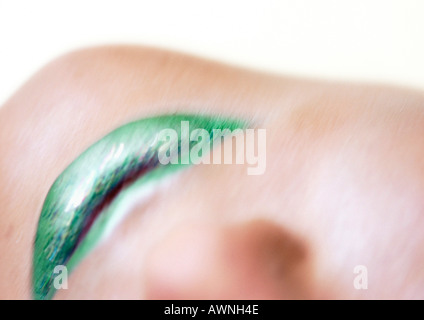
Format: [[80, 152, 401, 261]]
[[1, 46, 424, 299]]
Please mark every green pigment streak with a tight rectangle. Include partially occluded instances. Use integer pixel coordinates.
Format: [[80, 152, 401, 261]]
[[33, 114, 247, 300]]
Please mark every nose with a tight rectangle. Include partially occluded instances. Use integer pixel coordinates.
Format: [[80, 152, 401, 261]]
[[143, 219, 314, 299]]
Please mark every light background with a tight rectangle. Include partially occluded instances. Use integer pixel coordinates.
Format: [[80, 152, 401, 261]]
[[0, 0, 423, 106]]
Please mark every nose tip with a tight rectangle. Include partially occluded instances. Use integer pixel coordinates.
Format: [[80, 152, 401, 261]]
[[143, 219, 313, 299]]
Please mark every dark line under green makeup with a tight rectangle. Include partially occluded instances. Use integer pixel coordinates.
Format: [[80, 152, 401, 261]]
[[33, 114, 247, 300]]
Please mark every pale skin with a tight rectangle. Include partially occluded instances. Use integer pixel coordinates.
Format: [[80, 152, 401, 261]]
[[1, 46, 424, 299]]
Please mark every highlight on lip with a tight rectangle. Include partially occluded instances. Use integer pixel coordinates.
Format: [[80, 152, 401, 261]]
[[33, 113, 247, 300]]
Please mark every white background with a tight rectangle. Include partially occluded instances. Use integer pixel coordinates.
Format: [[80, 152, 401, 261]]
[[0, 0, 423, 106]]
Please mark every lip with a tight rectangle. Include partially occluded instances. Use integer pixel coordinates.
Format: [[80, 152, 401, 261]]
[[33, 113, 247, 300]]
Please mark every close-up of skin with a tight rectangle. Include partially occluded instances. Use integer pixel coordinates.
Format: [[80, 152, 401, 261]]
[[1, 46, 424, 299]]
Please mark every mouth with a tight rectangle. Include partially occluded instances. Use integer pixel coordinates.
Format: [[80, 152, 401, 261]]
[[33, 113, 247, 300]]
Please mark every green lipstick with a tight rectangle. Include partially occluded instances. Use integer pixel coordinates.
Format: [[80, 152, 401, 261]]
[[33, 113, 246, 300]]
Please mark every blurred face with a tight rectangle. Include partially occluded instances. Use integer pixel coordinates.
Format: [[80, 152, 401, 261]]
[[1, 47, 424, 299]]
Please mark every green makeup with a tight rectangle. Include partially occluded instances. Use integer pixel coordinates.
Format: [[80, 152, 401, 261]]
[[33, 113, 246, 300]]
